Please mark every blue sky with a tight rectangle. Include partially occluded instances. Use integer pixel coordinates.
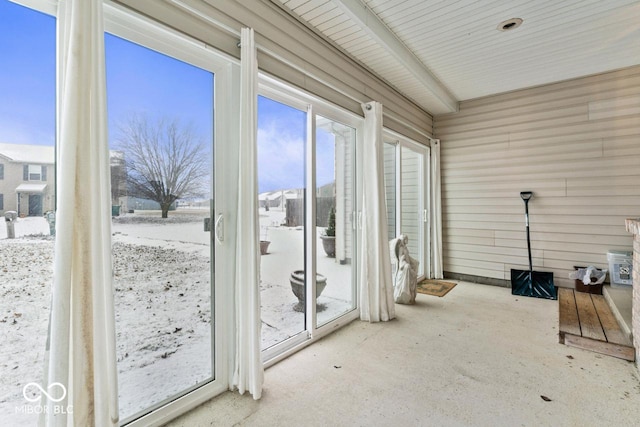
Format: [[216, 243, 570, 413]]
[[0, 0, 335, 194], [0, 1, 55, 146], [257, 96, 306, 193], [257, 96, 336, 193], [105, 34, 214, 147]]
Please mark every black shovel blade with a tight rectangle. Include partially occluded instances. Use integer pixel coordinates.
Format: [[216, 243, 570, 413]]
[[511, 269, 557, 300], [511, 269, 532, 296]]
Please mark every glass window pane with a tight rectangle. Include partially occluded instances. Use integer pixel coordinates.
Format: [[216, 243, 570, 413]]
[[383, 142, 397, 238], [257, 95, 307, 350], [315, 116, 356, 327], [0, 1, 56, 425], [400, 146, 423, 276], [105, 33, 214, 420]]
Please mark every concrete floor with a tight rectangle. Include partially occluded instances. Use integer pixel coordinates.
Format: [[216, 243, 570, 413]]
[[166, 282, 640, 426]]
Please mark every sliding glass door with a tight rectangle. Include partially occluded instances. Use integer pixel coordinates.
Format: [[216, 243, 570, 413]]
[[106, 32, 215, 421], [384, 136, 430, 279], [258, 81, 360, 360], [257, 95, 307, 350], [315, 116, 357, 327], [2, 2, 235, 425], [103, 6, 234, 424], [383, 142, 397, 239], [1, 2, 56, 426]]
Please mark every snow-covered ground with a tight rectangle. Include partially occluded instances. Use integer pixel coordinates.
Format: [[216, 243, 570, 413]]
[[0, 215, 50, 239], [259, 207, 355, 347], [1, 209, 355, 425]]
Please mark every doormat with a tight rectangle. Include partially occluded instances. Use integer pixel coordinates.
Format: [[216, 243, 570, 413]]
[[416, 280, 457, 297]]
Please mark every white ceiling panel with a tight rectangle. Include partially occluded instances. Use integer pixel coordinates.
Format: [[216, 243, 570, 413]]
[[315, 14, 350, 31], [273, 0, 640, 115]]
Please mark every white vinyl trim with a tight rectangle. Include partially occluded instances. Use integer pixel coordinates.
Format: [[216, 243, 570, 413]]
[[9, 0, 57, 15]]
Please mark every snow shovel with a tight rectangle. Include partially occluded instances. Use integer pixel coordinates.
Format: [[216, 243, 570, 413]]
[[510, 191, 557, 300]]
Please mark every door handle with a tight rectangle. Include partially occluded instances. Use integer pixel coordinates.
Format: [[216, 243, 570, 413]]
[[214, 214, 224, 244]]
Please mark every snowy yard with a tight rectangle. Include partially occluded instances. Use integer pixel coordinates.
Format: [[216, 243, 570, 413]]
[[1, 214, 213, 424], [1, 209, 354, 425]]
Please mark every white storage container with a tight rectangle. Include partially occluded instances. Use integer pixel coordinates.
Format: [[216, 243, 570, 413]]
[[607, 250, 633, 287]]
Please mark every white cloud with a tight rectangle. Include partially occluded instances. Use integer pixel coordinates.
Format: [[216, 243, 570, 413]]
[[257, 121, 306, 193]]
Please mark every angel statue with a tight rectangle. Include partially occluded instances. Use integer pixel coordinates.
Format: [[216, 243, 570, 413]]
[[389, 234, 419, 304]]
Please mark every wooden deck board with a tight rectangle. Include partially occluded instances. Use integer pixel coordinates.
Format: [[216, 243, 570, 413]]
[[591, 295, 632, 346], [563, 334, 635, 361], [558, 287, 581, 342], [574, 292, 606, 341], [558, 289, 634, 362]]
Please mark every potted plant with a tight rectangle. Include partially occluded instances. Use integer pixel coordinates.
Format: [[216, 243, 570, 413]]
[[320, 207, 336, 258]]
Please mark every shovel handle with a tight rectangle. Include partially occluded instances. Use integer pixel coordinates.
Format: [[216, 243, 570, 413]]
[[521, 193, 533, 272]]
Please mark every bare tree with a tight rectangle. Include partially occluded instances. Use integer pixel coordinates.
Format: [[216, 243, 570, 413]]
[[116, 115, 209, 218]]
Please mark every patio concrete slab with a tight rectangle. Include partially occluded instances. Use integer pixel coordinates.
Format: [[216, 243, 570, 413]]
[[168, 281, 640, 426]]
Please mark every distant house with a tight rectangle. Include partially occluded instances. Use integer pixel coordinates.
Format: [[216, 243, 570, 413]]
[[0, 143, 55, 217], [0, 143, 129, 217], [258, 189, 303, 209]]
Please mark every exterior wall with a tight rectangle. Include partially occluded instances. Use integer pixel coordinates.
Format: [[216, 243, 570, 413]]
[[0, 161, 18, 214], [435, 66, 640, 288], [115, 0, 433, 144], [0, 161, 55, 217]]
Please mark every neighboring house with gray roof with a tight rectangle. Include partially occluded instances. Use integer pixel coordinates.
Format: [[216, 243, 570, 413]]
[[0, 143, 55, 217]]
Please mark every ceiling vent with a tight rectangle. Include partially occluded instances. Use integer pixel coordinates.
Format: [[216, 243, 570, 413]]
[[498, 18, 523, 31]]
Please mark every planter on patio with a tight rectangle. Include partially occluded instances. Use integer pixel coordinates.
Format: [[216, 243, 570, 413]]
[[321, 207, 336, 257], [290, 270, 327, 311], [260, 240, 271, 255], [320, 235, 335, 258]]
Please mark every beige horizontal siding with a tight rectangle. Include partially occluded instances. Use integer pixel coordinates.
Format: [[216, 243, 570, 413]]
[[115, 0, 433, 143], [435, 66, 640, 288]]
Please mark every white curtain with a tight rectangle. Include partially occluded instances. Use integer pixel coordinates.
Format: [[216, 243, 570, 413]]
[[42, 0, 119, 425], [232, 27, 264, 399], [430, 139, 443, 279], [359, 102, 396, 322]]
